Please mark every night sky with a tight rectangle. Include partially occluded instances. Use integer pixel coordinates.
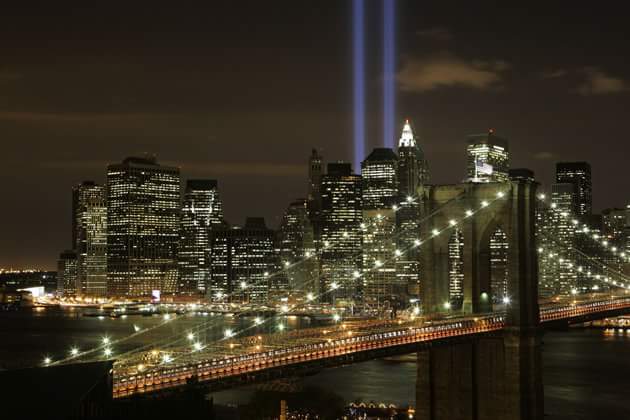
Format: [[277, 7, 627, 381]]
[[2, 2, 629, 269]]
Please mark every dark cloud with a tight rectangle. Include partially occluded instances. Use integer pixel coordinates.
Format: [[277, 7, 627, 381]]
[[397, 52, 510, 92], [532, 151, 555, 160], [576, 68, 629, 95], [541, 69, 568, 79]]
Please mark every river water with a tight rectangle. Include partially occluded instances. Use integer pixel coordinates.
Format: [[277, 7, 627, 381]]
[[1, 308, 628, 419]]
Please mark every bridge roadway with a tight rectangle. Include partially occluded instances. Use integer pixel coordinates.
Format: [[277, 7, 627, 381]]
[[112, 294, 630, 399]]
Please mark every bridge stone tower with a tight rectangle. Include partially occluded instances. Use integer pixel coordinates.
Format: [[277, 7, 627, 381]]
[[416, 181, 543, 420]]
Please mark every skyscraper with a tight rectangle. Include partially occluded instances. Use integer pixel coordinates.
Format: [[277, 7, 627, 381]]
[[178, 180, 224, 295], [538, 183, 578, 296], [395, 120, 428, 299], [466, 130, 510, 183], [556, 162, 592, 217], [72, 181, 107, 296], [278, 199, 318, 296], [57, 250, 78, 297], [361, 148, 398, 306], [106, 156, 180, 297], [320, 162, 362, 303], [210, 218, 279, 303]]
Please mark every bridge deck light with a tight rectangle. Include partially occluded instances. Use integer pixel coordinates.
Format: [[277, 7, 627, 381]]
[[224, 329, 234, 338], [538, 193, 546, 200], [550, 203, 557, 209], [331, 282, 339, 290], [254, 317, 263, 325], [187, 332, 195, 341], [133, 324, 141, 332], [333, 314, 341, 322], [306, 293, 314, 301], [481, 200, 489, 207], [502, 296, 511, 305], [497, 191, 505, 198], [277, 323, 285, 331], [443, 302, 451, 310], [407, 196, 413, 203], [375, 260, 383, 267], [43, 357, 51, 365], [70, 347, 79, 356], [193, 342, 203, 351], [353, 271, 360, 278], [465, 210, 473, 217], [432, 229, 440, 236], [104, 348, 112, 357], [392, 205, 398, 210], [414, 239, 421, 246], [395, 249, 402, 257], [162, 354, 172, 363], [449, 219, 457, 226], [102, 337, 110, 345]]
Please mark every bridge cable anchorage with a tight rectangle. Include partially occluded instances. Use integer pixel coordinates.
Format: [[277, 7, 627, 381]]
[[120, 191, 509, 379], [537, 193, 630, 264], [105, 188, 471, 364]]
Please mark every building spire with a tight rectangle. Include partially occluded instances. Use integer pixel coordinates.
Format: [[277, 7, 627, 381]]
[[399, 119, 416, 147]]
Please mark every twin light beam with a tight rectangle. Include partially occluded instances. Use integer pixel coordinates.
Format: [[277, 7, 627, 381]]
[[353, 0, 397, 171]]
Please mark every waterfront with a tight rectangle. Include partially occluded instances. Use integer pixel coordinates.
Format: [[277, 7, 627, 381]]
[[2, 308, 630, 418]]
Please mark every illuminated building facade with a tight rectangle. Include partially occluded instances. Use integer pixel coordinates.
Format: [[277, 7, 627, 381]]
[[466, 130, 510, 183], [489, 227, 509, 304], [278, 199, 318, 296], [178, 180, 224, 295], [556, 161, 592, 218], [106, 156, 180, 297], [210, 218, 278, 303], [72, 181, 107, 296], [320, 162, 362, 303], [361, 148, 399, 306], [57, 250, 78, 296], [538, 183, 578, 296], [448, 229, 464, 307], [395, 120, 428, 298]]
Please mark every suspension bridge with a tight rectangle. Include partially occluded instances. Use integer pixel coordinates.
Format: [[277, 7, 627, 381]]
[[40, 180, 630, 420]]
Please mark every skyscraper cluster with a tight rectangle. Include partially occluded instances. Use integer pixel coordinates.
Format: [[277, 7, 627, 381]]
[[53, 123, 627, 307]]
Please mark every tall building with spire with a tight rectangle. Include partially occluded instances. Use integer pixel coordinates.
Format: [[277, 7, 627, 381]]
[[395, 120, 429, 299], [178, 180, 224, 295]]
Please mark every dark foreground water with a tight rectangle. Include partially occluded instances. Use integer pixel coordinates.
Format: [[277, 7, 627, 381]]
[[1, 309, 629, 419]]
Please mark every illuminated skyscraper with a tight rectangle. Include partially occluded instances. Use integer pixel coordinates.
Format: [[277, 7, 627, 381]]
[[448, 229, 464, 307], [210, 218, 278, 303], [361, 148, 399, 306], [57, 250, 78, 297], [72, 181, 107, 296], [395, 120, 428, 299], [602, 208, 627, 249], [278, 199, 318, 296], [539, 183, 578, 296], [556, 162, 592, 217], [466, 130, 509, 183], [320, 162, 362, 303], [178, 180, 224, 295], [106, 156, 180, 297]]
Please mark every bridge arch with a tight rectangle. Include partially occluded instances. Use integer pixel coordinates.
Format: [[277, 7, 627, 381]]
[[419, 181, 539, 328]]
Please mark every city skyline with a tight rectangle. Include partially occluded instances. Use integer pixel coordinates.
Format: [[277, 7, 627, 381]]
[[2, 2, 630, 271]]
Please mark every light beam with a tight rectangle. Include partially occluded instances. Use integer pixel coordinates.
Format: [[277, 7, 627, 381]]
[[353, 0, 366, 171]]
